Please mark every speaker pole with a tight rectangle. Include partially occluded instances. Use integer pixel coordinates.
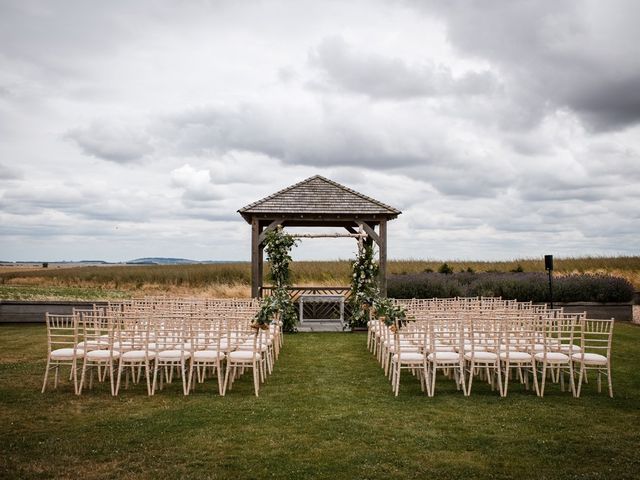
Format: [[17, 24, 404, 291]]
[[544, 255, 554, 309]]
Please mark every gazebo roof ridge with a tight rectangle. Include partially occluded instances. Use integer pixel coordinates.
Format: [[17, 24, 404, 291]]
[[238, 174, 401, 222]]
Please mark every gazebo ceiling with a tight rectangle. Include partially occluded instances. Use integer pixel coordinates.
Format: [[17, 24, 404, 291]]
[[238, 175, 401, 223]]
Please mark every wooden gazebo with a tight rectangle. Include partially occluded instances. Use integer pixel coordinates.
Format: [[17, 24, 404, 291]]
[[238, 175, 401, 298]]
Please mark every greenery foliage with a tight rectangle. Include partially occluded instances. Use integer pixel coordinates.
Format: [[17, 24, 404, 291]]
[[438, 262, 454, 274], [348, 243, 380, 328], [372, 296, 406, 326], [257, 228, 299, 332], [388, 272, 636, 303], [264, 228, 298, 287]]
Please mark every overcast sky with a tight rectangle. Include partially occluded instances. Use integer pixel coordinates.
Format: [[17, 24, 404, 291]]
[[1, 0, 639, 262]]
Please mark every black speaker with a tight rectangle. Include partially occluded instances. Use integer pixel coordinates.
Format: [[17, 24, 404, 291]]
[[544, 255, 554, 271]]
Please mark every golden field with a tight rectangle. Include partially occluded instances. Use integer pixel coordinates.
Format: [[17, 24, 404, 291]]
[[0, 256, 638, 301]]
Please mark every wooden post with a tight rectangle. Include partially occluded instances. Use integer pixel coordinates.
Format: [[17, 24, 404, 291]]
[[258, 242, 264, 297], [379, 220, 387, 297], [251, 217, 261, 298]]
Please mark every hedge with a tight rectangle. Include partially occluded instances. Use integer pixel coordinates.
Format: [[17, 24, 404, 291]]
[[387, 272, 635, 303]]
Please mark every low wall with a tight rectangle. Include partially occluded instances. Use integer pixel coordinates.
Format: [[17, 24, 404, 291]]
[[0, 300, 107, 323], [551, 302, 631, 321]]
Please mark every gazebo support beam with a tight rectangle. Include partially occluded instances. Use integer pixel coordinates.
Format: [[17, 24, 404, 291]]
[[356, 221, 380, 246], [258, 218, 285, 245], [251, 218, 262, 298], [379, 219, 388, 296], [290, 233, 366, 239]]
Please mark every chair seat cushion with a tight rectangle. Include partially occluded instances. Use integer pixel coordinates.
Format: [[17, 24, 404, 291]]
[[121, 350, 156, 361], [228, 350, 261, 361], [428, 352, 460, 363], [193, 350, 225, 361], [51, 348, 84, 360], [571, 352, 608, 364], [392, 352, 425, 362], [77, 340, 107, 350], [86, 349, 120, 360], [157, 349, 190, 360], [499, 351, 532, 361], [534, 352, 569, 362], [464, 351, 498, 361]]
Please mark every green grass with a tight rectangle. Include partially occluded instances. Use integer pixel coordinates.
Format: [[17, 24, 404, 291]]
[[2, 324, 640, 479]]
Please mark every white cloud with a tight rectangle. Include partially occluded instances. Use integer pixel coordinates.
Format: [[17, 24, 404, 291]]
[[0, 0, 639, 262], [66, 122, 154, 163], [308, 36, 500, 99]]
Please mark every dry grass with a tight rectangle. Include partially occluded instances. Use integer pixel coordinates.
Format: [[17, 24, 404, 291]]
[[0, 256, 638, 301]]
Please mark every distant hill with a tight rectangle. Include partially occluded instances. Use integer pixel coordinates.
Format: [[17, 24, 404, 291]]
[[126, 257, 201, 265], [2, 258, 244, 266]]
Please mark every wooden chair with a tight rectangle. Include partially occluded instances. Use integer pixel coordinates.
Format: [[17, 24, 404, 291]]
[[236, 321, 274, 380], [534, 317, 576, 397], [223, 322, 262, 397], [572, 318, 614, 397], [426, 318, 466, 396], [188, 317, 226, 394], [78, 315, 120, 396], [115, 316, 155, 396], [389, 320, 427, 396], [152, 316, 191, 395], [463, 317, 502, 396], [499, 315, 538, 396], [42, 313, 84, 394]]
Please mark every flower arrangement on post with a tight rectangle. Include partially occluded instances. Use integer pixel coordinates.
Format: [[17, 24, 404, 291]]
[[348, 242, 380, 329], [372, 296, 407, 330], [254, 226, 299, 333]]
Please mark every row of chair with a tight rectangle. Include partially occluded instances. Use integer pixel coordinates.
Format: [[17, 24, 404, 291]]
[[369, 298, 614, 397], [42, 298, 281, 397]]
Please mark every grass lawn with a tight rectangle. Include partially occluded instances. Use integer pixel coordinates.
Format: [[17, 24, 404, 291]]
[[2, 324, 640, 479]]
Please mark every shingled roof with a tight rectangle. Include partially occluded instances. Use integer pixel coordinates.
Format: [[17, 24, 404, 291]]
[[238, 175, 401, 222]]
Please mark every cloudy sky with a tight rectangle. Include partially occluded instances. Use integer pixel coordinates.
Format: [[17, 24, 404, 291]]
[[1, 0, 639, 262]]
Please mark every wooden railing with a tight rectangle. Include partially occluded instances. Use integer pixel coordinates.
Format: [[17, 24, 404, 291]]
[[260, 286, 350, 300], [260, 286, 352, 321]]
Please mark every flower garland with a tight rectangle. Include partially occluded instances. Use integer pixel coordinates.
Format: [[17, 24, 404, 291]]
[[348, 243, 380, 328], [348, 242, 406, 328], [254, 226, 299, 332]]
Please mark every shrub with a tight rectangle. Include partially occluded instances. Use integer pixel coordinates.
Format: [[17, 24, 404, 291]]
[[555, 273, 635, 303], [387, 273, 462, 299], [438, 262, 454, 274], [387, 272, 635, 303]]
